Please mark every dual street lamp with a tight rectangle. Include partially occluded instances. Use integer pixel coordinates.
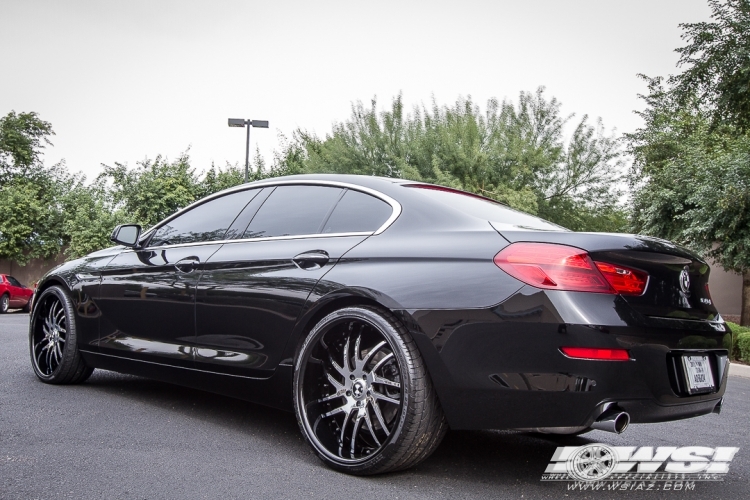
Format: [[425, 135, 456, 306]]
[[228, 118, 269, 183]]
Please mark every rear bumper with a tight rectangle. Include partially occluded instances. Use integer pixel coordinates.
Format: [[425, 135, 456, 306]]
[[403, 288, 730, 431]]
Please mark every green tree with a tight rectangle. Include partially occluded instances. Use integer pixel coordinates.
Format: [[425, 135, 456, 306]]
[[198, 162, 245, 198], [62, 152, 250, 259], [98, 152, 202, 229], [278, 89, 626, 231], [0, 163, 71, 264], [61, 176, 129, 259], [671, 0, 750, 132], [0, 111, 54, 183], [628, 0, 750, 326], [629, 115, 750, 324], [0, 111, 68, 264]]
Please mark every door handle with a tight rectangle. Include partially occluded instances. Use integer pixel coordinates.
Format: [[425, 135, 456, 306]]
[[293, 250, 330, 271], [175, 257, 200, 273]]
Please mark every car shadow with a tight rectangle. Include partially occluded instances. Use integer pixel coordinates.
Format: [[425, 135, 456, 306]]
[[82, 369, 594, 489]]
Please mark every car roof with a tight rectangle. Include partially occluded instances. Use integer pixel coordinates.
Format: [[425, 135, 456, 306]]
[[239, 174, 409, 190]]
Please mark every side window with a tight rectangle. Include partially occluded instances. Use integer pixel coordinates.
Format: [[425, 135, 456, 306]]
[[322, 190, 393, 233], [149, 189, 257, 246], [6, 276, 22, 287], [243, 186, 344, 238], [224, 188, 271, 239]]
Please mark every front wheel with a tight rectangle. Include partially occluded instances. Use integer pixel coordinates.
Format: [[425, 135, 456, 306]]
[[29, 286, 94, 384], [293, 306, 447, 475], [0, 293, 9, 313]]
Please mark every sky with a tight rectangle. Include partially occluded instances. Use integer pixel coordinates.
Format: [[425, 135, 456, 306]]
[[1, 0, 713, 181]]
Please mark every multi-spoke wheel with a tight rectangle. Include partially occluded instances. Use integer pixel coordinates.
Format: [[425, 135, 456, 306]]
[[0, 293, 9, 314], [29, 286, 93, 384], [294, 306, 447, 475]]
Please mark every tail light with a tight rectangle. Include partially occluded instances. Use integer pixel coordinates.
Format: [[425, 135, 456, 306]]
[[560, 346, 631, 361], [493, 242, 648, 295], [594, 262, 649, 295]]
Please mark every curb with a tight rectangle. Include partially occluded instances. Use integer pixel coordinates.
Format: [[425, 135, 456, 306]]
[[729, 362, 750, 379]]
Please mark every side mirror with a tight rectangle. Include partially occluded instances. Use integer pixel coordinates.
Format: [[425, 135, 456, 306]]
[[111, 224, 142, 247]]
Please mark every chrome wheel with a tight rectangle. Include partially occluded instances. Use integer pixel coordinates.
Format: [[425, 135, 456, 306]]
[[31, 294, 68, 376], [298, 316, 403, 463], [0, 294, 8, 313]]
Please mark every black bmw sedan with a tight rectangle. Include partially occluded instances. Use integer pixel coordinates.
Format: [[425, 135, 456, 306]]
[[29, 174, 728, 475]]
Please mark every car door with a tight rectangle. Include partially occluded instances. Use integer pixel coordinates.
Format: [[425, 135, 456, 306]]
[[4, 275, 28, 307], [97, 188, 260, 368], [194, 184, 395, 377]]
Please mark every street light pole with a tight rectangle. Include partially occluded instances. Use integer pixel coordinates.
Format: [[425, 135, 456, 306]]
[[228, 118, 269, 183], [244, 123, 251, 183]]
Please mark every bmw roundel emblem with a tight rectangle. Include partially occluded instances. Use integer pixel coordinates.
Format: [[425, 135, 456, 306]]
[[680, 266, 691, 294]]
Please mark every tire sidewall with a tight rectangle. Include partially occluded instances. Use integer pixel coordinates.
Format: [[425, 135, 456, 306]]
[[29, 286, 77, 382], [0, 294, 8, 313], [293, 307, 413, 475]]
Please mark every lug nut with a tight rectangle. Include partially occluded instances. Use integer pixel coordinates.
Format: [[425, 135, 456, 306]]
[[346, 390, 351, 397], [350, 374, 355, 380]]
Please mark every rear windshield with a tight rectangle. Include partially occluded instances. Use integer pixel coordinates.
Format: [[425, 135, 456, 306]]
[[405, 185, 566, 231]]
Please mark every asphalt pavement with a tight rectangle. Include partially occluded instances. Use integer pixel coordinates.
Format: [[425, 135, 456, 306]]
[[1, 311, 748, 499]]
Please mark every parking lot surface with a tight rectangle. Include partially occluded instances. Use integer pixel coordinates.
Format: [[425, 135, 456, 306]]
[[1, 311, 748, 499]]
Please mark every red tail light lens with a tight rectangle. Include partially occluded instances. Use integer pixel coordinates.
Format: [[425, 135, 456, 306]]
[[594, 262, 648, 296], [560, 347, 630, 361], [493, 243, 648, 296], [493, 243, 614, 293]]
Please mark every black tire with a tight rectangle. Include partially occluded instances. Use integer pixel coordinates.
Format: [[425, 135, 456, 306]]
[[293, 306, 447, 475], [0, 293, 9, 314], [22, 300, 31, 313], [29, 286, 94, 384]]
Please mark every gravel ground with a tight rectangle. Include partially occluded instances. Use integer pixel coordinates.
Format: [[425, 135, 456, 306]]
[[1, 311, 748, 499]]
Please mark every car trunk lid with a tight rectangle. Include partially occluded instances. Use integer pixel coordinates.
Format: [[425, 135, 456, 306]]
[[493, 227, 719, 321]]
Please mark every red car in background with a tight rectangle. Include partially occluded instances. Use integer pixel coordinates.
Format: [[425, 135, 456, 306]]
[[0, 274, 33, 313]]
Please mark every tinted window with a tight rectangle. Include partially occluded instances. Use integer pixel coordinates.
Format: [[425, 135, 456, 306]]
[[243, 186, 343, 238], [150, 190, 256, 246], [224, 188, 270, 239], [406, 185, 565, 231], [6, 276, 22, 287], [322, 190, 392, 233]]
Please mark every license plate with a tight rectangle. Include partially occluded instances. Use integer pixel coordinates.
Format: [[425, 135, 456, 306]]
[[681, 355, 715, 394]]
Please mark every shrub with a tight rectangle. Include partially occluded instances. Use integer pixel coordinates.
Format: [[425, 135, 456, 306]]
[[727, 322, 750, 361], [737, 332, 750, 364]]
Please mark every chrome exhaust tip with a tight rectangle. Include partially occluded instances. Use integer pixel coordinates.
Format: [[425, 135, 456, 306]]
[[591, 408, 630, 434]]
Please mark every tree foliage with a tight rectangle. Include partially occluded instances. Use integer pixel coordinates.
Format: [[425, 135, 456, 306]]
[[0, 112, 68, 264], [628, 0, 750, 325], [1, 87, 627, 268], [62, 155, 247, 258], [0, 163, 74, 264], [279, 89, 626, 231], [671, 0, 750, 132], [0, 111, 54, 183], [0, 110, 249, 261]]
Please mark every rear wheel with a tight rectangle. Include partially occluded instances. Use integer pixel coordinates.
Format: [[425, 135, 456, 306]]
[[0, 293, 8, 313], [294, 306, 447, 475], [29, 286, 94, 384]]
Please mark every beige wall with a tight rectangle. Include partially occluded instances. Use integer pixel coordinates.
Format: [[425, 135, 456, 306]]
[[708, 262, 742, 317], [0, 252, 67, 288]]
